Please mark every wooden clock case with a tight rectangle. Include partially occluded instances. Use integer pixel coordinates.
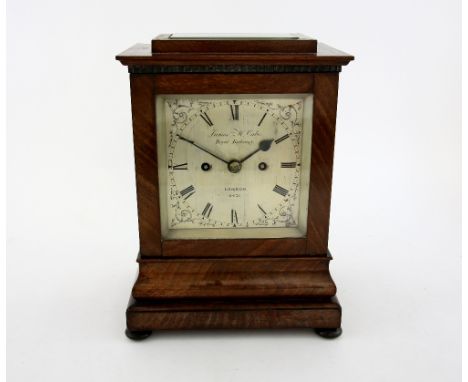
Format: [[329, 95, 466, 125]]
[[116, 34, 353, 339]]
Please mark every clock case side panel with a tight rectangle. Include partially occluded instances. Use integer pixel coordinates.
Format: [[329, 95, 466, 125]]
[[307, 73, 340, 255], [129, 75, 162, 256]]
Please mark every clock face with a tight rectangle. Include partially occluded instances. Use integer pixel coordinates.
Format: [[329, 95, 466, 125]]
[[156, 94, 313, 240]]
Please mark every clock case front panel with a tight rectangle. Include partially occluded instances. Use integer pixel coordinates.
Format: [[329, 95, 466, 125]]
[[130, 73, 338, 258]]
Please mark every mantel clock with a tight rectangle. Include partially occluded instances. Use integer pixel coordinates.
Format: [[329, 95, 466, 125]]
[[116, 34, 353, 340]]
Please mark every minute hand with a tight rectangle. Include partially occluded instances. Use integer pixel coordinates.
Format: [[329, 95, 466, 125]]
[[239, 139, 274, 163], [177, 135, 228, 164]]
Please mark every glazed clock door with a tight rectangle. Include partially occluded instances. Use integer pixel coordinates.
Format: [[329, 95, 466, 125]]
[[156, 94, 313, 240]]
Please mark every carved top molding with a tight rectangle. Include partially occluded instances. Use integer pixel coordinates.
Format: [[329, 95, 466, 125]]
[[128, 65, 342, 74]]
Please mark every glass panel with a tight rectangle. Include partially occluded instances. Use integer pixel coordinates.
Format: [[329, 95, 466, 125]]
[[156, 94, 313, 240], [168, 33, 300, 40]]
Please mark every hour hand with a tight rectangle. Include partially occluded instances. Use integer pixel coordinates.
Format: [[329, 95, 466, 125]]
[[177, 134, 228, 164], [239, 139, 273, 163]]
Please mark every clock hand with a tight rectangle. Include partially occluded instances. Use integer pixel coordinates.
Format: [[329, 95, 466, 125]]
[[239, 139, 274, 163], [176, 134, 229, 164]]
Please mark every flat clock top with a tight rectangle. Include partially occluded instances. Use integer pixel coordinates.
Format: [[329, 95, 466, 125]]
[[116, 34, 354, 67]]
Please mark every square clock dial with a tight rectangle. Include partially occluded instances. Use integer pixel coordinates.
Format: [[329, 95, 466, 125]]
[[156, 94, 313, 240]]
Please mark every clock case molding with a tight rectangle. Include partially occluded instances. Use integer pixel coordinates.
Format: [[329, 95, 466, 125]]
[[116, 35, 353, 337]]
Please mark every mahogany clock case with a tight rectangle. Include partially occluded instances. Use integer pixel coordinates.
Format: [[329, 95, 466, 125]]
[[116, 35, 353, 339]]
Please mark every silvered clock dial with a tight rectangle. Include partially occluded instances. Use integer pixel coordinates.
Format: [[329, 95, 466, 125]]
[[156, 94, 313, 240]]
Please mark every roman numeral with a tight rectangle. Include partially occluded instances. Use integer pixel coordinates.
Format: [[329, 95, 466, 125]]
[[273, 184, 288, 197], [275, 134, 289, 144], [257, 112, 267, 127], [230, 104, 239, 120], [231, 209, 239, 225], [200, 112, 213, 126], [281, 162, 296, 168], [180, 185, 195, 199], [202, 203, 213, 218], [257, 204, 267, 216], [172, 162, 188, 170]]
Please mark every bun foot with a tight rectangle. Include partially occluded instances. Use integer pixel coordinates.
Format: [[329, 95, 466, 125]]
[[125, 329, 152, 340], [314, 327, 342, 339]]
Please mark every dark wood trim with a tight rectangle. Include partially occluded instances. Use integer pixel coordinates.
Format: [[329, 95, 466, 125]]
[[307, 73, 339, 254], [128, 64, 341, 74]]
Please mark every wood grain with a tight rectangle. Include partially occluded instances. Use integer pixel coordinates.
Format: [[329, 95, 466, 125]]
[[154, 73, 314, 94], [162, 238, 306, 258], [132, 256, 335, 299], [117, 42, 354, 67], [127, 296, 341, 330], [118, 36, 352, 334], [128, 72, 341, 256], [307, 73, 340, 254], [152, 35, 317, 54], [131, 73, 318, 258], [130, 75, 161, 256]]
